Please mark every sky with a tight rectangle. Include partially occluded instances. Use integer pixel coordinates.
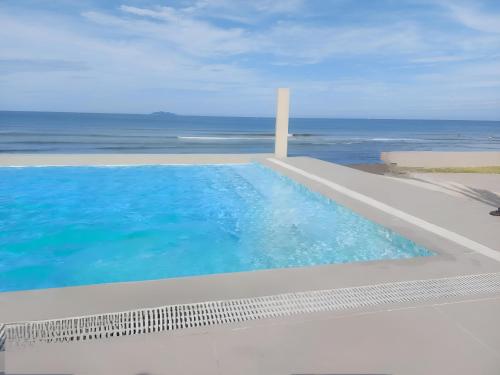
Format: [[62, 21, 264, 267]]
[[1, 0, 500, 120]]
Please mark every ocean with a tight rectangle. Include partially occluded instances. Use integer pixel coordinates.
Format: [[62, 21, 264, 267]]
[[1, 111, 499, 164]]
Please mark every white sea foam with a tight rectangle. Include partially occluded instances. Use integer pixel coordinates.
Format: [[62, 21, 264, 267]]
[[370, 137, 422, 142], [177, 136, 274, 140], [177, 133, 301, 140]]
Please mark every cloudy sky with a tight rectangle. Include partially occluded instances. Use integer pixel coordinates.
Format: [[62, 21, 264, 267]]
[[1, 0, 500, 119]]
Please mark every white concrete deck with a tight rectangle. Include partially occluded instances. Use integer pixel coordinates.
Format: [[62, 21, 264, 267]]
[[1, 154, 500, 374], [8, 296, 500, 375], [408, 172, 500, 197]]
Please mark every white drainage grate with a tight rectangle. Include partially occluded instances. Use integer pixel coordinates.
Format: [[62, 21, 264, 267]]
[[4, 272, 500, 349], [0, 324, 5, 352]]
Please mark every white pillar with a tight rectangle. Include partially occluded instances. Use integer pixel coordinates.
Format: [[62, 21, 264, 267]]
[[274, 88, 290, 158]]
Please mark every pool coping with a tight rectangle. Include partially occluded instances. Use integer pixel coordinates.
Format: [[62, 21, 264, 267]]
[[0, 153, 273, 167], [1, 153, 499, 323]]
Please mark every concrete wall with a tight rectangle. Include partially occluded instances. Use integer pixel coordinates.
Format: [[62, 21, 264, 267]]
[[381, 151, 500, 168]]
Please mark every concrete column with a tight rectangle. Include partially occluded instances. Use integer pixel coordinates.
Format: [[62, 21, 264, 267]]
[[274, 88, 290, 158]]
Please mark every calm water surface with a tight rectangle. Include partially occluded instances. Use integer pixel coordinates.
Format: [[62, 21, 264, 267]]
[[1, 111, 499, 164]]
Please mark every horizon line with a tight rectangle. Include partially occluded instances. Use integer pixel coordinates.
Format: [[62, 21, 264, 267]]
[[0, 109, 499, 123]]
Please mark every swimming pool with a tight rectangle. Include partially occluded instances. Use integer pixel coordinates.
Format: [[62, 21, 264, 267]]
[[0, 163, 433, 292]]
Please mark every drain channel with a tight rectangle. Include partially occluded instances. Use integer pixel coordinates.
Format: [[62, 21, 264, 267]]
[[5, 272, 500, 349], [0, 324, 5, 352]]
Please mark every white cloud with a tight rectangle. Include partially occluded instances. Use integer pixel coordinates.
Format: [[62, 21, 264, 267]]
[[82, 1, 497, 68], [263, 22, 425, 64], [250, 0, 304, 14], [83, 7, 256, 57], [0, 9, 269, 114], [1, 0, 500, 119], [410, 55, 468, 64], [0, 59, 88, 74], [183, 0, 304, 17], [446, 2, 500, 33], [78, 1, 500, 69], [416, 59, 500, 89], [82, 5, 427, 64]]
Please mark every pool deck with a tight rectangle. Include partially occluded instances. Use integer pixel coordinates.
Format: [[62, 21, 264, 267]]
[[406, 172, 500, 197], [2, 154, 500, 374]]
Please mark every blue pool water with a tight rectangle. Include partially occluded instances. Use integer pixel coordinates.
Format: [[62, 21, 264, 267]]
[[0, 164, 433, 292]]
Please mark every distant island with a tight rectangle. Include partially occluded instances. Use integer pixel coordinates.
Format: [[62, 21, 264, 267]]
[[150, 111, 177, 117]]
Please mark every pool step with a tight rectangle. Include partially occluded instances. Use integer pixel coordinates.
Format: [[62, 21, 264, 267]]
[[4, 272, 500, 349]]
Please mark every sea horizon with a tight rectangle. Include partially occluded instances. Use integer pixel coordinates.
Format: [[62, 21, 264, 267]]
[[1, 109, 499, 123]]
